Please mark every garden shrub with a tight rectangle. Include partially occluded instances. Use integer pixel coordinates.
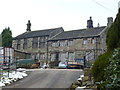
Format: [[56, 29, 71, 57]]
[[91, 51, 113, 82], [99, 48, 120, 89]]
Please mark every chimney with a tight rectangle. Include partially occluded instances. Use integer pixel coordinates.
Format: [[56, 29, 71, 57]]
[[26, 20, 31, 32], [118, 1, 120, 13], [107, 17, 113, 26], [87, 17, 93, 29], [97, 23, 100, 27], [118, 1, 120, 9]]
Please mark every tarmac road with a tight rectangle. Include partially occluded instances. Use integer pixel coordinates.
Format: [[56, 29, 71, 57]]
[[3, 69, 83, 89]]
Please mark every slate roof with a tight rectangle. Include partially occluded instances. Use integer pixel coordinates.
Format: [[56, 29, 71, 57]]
[[13, 27, 64, 40], [49, 26, 106, 41]]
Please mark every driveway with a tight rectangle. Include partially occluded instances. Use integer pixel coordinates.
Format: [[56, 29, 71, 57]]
[[3, 69, 83, 89]]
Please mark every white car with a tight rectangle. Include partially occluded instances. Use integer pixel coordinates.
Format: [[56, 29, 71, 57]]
[[58, 62, 67, 68]]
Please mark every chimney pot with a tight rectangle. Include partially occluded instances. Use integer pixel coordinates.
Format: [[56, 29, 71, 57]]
[[87, 16, 93, 29], [107, 17, 113, 26], [26, 20, 31, 32]]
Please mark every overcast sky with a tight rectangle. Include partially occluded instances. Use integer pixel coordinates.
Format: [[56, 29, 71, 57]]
[[0, 0, 119, 37]]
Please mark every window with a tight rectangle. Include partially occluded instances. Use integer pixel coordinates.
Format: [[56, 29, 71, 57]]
[[40, 37, 45, 42], [40, 53, 45, 60], [85, 51, 94, 61], [17, 40, 21, 50], [83, 39, 88, 45], [68, 52, 75, 61], [51, 53, 60, 61], [51, 53, 56, 61], [23, 39, 27, 49], [45, 36, 48, 41], [32, 37, 38, 48], [52, 41, 59, 47], [39, 37, 45, 48], [68, 40, 73, 46], [91, 38, 95, 44], [60, 40, 67, 47], [59, 53, 68, 61]]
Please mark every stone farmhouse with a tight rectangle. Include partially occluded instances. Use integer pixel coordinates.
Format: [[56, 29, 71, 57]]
[[12, 21, 64, 64], [12, 17, 113, 66]]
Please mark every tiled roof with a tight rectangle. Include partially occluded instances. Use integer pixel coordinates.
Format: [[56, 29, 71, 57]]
[[49, 26, 106, 41], [13, 27, 64, 40]]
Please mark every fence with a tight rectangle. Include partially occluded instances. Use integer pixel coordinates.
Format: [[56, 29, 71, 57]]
[[0, 47, 17, 80], [0, 34, 2, 47]]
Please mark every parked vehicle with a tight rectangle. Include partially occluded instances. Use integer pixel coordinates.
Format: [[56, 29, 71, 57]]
[[17, 59, 35, 69], [58, 61, 67, 69], [67, 61, 84, 69], [67, 64, 83, 69]]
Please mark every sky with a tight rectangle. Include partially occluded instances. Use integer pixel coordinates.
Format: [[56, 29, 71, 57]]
[[0, 0, 119, 37]]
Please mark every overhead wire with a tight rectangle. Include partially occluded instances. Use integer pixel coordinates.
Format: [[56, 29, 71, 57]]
[[91, 0, 114, 13]]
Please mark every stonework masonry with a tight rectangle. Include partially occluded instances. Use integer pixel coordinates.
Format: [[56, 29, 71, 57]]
[[12, 18, 113, 67]]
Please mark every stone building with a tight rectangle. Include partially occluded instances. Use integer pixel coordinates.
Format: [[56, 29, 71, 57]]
[[12, 17, 113, 66], [12, 20, 64, 64], [48, 17, 113, 66]]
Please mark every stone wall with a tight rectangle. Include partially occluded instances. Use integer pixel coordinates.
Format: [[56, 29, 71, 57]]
[[12, 27, 108, 66], [48, 35, 106, 64]]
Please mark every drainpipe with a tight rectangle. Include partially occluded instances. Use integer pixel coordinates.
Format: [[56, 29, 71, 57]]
[[84, 56, 86, 68], [8, 48, 10, 77], [95, 37, 98, 60], [46, 41, 48, 65]]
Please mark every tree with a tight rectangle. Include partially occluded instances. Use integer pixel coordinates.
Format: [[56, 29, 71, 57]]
[[92, 8, 120, 88], [1, 27, 12, 47], [106, 8, 120, 51]]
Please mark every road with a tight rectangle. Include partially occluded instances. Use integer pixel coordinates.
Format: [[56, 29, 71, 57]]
[[3, 69, 83, 89]]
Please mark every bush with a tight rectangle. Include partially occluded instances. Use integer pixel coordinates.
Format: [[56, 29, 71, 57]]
[[30, 64, 39, 69], [91, 8, 120, 89], [99, 48, 120, 89], [18, 63, 32, 69], [91, 51, 113, 82]]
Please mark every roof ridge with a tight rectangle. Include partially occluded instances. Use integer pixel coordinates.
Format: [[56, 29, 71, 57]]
[[63, 26, 106, 33], [64, 29, 85, 33], [49, 26, 106, 41], [31, 27, 63, 32], [13, 27, 64, 40]]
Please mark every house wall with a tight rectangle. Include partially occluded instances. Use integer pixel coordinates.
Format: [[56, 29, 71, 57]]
[[99, 27, 108, 51], [12, 36, 48, 63], [48, 34, 106, 66], [12, 26, 108, 66], [12, 28, 64, 64]]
